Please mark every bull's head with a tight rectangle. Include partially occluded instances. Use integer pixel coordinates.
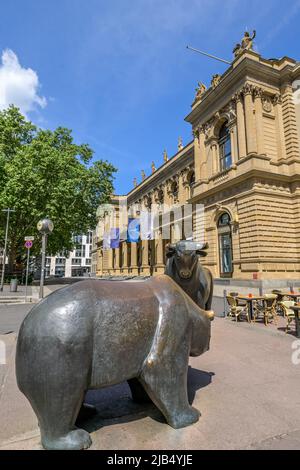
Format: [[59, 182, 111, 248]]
[[166, 241, 208, 280]]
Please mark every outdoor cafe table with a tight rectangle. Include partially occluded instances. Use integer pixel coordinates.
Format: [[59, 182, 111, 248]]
[[280, 293, 300, 301], [236, 296, 266, 321], [289, 305, 300, 338]]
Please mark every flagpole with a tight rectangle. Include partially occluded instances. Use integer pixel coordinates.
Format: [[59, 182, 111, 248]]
[[186, 45, 231, 65]]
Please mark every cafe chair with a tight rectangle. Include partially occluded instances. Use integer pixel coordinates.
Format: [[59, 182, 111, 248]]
[[226, 295, 250, 323], [253, 294, 277, 326], [272, 290, 285, 316], [279, 300, 296, 333], [229, 292, 247, 307]]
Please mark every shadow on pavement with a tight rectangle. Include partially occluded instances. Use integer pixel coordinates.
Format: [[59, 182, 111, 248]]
[[79, 367, 214, 433]]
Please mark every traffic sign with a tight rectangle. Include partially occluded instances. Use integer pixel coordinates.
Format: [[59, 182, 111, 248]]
[[25, 240, 33, 249], [25, 236, 35, 241]]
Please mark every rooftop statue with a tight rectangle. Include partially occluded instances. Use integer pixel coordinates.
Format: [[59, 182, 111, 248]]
[[151, 161, 156, 173], [163, 149, 168, 162], [193, 82, 207, 104], [211, 74, 222, 89], [178, 136, 183, 151], [233, 30, 256, 58], [16, 275, 214, 450], [141, 170, 146, 181]]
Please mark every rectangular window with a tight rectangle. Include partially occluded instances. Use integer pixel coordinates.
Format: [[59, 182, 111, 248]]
[[219, 233, 233, 275], [73, 235, 82, 245], [55, 266, 65, 276], [219, 125, 232, 172], [71, 258, 81, 266]]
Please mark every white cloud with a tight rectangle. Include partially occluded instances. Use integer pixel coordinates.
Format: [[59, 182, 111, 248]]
[[0, 49, 47, 117]]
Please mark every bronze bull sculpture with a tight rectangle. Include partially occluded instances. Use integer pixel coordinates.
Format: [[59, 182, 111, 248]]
[[165, 241, 214, 310], [16, 275, 214, 450]]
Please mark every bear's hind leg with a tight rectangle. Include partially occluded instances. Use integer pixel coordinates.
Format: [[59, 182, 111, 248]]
[[19, 337, 94, 450], [140, 338, 200, 429], [39, 387, 92, 450]]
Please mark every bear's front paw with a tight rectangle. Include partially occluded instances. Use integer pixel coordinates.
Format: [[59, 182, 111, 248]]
[[167, 406, 200, 429]]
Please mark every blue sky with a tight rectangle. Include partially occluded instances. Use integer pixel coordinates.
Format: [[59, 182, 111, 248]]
[[1, 0, 300, 194]]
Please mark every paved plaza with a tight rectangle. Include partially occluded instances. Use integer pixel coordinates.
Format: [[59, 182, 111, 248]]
[[0, 300, 300, 450]]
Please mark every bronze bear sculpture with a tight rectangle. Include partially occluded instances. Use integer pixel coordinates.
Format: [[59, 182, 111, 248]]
[[16, 275, 213, 450]]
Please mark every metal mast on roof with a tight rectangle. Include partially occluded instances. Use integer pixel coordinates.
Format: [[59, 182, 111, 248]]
[[186, 45, 231, 65]]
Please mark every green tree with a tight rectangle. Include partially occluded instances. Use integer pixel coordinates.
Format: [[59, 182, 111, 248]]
[[0, 106, 117, 272]]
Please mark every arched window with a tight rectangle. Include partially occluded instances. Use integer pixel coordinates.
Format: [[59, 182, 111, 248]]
[[218, 123, 232, 172], [218, 212, 233, 277], [187, 171, 195, 199], [188, 171, 195, 187], [171, 181, 178, 197]]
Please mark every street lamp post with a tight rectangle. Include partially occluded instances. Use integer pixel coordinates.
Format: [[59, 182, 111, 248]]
[[37, 217, 54, 299], [0, 208, 15, 292]]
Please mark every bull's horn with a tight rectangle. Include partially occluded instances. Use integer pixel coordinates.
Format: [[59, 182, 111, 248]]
[[166, 243, 176, 251], [206, 310, 215, 321], [196, 242, 209, 250], [196, 250, 208, 257]]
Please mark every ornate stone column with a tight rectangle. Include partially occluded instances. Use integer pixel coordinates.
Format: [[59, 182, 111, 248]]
[[235, 91, 247, 159], [273, 93, 287, 160], [155, 229, 165, 274], [243, 84, 257, 154], [193, 128, 200, 182], [121, 241, 128, 275], [96, 247, 103, 276], [107, 248, 114, 274], [228, 122, 238, 164], [130, 242, 138, 275], [180, 169, 189, 200], [141, 239, 150, 275], [254, 87, 265, 155], [280, 82, 300, 160], [114, 247, 120, 275], [178, 170, 186, 202], [211, 140, 218, 174]]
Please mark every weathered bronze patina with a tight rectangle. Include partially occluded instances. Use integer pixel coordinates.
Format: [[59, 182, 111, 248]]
[[16, 274, 213, 450], [165, 241, 214, 310]]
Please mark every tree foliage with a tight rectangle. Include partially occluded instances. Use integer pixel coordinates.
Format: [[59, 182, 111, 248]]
[[0, 106, 116, 268]]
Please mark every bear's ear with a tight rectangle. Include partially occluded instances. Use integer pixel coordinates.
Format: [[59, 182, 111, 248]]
[[166, 243, 176, 258]]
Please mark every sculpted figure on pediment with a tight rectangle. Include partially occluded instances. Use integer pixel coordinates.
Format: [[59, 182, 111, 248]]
[[193, 82, 207, 105], [233, 30, 256, 57]]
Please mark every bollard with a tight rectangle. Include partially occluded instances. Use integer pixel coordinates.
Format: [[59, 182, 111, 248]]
[[10, 278, 18, 292]]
